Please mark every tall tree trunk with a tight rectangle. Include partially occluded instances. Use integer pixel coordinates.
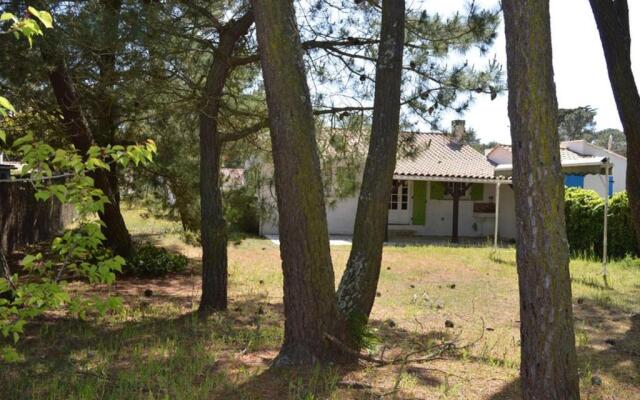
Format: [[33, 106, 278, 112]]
[[503, 1, 580, 399], [336, 0, 405, 320], [198, 11, 254, 316], [95, 0, 123, 207], [589, 0, 640, 253], [251, 0, 350, 365], [40, 38, 134, 259]]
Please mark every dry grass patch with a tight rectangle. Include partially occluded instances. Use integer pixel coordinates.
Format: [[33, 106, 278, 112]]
[[1, 209, 639, 399]]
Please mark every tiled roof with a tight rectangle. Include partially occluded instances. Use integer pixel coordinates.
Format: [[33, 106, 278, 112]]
[[394, 133, 497, 180], [559, 148, 588, 161], [490, 144, 597, 163]]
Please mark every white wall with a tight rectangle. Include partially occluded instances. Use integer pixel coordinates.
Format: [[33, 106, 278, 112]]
[[258, 172, 360, 236], [497, 184, 517, 241], [389, 181, 517, 240], [325, 196, 359, 235], [259, 177, 519, 240]]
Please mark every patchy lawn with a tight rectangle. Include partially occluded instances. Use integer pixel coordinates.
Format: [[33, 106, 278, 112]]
[[1, 209, 639, 399]]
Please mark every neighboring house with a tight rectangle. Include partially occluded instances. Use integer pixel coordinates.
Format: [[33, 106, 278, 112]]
[[487, 140, 626, 198], [259, 121, 626, 241]]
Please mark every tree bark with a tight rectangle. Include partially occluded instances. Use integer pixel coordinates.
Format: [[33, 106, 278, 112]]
[[336, 0, 405, 320], [589, 0, 640, 252], [251, 0, 351, 365], [503, 1, 580, 399], [40, 37, 134, 259], [445, 183, 470, 244], [198, 10, 254, 316], [94, 0, 123, 207]]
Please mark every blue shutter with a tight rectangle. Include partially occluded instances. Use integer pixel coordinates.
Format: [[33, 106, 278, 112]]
[[608, 176, 614, 197], [564, 175, 584, 188]]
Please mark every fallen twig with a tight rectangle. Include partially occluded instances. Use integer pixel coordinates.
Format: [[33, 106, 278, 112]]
[[324, 318, 487, 367], [337, 380, 373, 390]]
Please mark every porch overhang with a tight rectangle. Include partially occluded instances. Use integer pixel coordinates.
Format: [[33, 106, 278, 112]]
[[393, 174, 512, 185], [494, 157, 612, 177]]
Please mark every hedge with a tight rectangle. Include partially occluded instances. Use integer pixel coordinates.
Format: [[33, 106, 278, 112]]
[[608, 191, 638, 258], [564, 187, 637, 259]]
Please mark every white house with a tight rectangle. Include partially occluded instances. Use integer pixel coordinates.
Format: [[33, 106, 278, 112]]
[[259, 122, 626, 242]]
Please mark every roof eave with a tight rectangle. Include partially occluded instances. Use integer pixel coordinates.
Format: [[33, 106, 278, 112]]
[[393, 173, 512, 184]]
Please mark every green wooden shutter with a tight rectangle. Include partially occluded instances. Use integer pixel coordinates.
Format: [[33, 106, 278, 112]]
[[470, 183, 484, 201], [430, 181, 445, 200], [412, 181, 427, 225]]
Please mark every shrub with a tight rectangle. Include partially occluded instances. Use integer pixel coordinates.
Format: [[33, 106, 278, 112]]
[[564, 188, 638, 259], [223, 187, 259, 234], [608, 191, 638, 259], [124, 243, 188, 277], [564, 187, 603, 257]]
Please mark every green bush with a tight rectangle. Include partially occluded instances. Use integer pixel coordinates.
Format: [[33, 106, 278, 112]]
[[124, 243, 188, 277], [608, 191, 638, 259], [564, 188, 638, 259], [223, 187, 259, 234], [564, 187, 603, 256]]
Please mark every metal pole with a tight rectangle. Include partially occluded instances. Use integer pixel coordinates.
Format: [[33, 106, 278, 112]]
[[602, 133, 613, 288], [494, 182, 501, 249], [602, 164, 610, 287]]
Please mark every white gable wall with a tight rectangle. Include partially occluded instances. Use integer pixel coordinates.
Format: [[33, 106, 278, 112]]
[[258, 179, 519, 240]]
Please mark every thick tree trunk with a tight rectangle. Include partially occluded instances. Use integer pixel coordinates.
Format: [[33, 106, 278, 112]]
[[40, 38, 134, 259], [198, 11, 254, 316], [336, 0, 405, 320], [589, 0, 640, 253], [503, 1, 580, 399], [95, 0, 123, 207], [251, 0, 350, 365]]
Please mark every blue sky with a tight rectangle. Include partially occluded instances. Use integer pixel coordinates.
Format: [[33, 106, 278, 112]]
[[430, 0, 640, 144]]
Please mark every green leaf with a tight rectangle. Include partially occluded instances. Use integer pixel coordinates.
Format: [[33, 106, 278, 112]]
[[21, 255, 36, 269], [1, 346, 21, 363], [0, 96, 15, 113], [0, 12, 17, 22], [0, 129, 5, 143], [27, 7, 53, 29]]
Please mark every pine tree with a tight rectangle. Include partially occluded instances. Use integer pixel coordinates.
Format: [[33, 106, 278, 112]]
[[503, 1, 580, 398]]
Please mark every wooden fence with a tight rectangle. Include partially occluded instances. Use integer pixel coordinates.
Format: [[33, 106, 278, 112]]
[[0, 182, 74, 253]]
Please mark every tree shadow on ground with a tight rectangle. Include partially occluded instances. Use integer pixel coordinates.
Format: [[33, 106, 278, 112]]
[[489, 297, 640, 399], [0, 295, 285, 399], [384, 236, 508, 249], [1, 288, 457, 400], [6, 277, 635, 399], [221, 322, 451, 400]]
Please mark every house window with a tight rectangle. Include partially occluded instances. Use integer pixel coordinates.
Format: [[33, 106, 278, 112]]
[[389, 180, 408, 210]]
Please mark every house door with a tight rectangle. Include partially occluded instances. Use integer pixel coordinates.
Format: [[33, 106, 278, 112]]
[[388, 180, 411, 225]]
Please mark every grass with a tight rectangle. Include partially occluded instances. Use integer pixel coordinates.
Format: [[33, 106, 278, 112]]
[[1, 208, 639, 399]]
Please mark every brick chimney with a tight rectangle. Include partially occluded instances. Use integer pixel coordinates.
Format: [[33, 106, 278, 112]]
[[451, 120, 466, 143]]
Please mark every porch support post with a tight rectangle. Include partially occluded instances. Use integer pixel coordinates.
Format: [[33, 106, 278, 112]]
[[602, 163, 610, 287], [494, 182, 501, 249]]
